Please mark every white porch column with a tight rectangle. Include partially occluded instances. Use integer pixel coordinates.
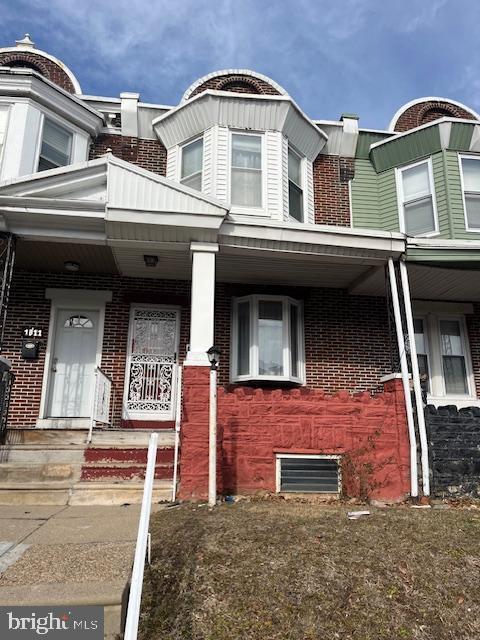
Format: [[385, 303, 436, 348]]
[[185, 241, 218, 366]]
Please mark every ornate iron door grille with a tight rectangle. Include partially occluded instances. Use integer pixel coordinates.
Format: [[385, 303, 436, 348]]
[[126, 308, 178, 418]]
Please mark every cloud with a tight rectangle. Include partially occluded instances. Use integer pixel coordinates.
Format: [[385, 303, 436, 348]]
[[1, 0, 480, 128]]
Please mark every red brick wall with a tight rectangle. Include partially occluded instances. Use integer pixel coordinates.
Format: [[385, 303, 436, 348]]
[[178, 370, 410, 501], [188, 74, 280, 99], [0, 52, 76, 93], [313, 155, 354, 226], [4, 270, 191, 428], [214, 283, 393, 393], [89, 134, 167, 176], [394, 100, 476, 132]]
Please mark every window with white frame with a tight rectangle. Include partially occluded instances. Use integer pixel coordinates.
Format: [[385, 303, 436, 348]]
[[397, 159, 437, 236], [460, 156, 480, 229], [288, 147, 303, 221], [231, 133, 262, 207], [0, 106, 10, 166], [413, 314, 473, 398], [38, 118, 72, 171], [180, 137, 203, 191], [231, 295, 304, 383]]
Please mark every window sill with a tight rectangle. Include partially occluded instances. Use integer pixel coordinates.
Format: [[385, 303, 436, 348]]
[[230, 377, 304, 387], [427, 396, 480, 409]]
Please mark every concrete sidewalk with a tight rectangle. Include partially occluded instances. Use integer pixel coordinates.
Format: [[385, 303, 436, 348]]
[[0, 504, 164, 638]]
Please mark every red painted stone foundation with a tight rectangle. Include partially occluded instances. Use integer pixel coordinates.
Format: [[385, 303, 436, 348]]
[[178, 371, 411, 501]]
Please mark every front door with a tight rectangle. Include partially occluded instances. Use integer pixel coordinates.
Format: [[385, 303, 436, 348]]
[[47, 309, 99, 417], [124, 306, 180, 421]]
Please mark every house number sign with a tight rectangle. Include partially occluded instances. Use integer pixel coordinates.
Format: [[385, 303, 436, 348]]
[[23, 327, 43, 338]]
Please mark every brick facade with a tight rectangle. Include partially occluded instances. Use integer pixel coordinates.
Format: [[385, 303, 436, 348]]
[[179, 368, 410, 500], [89, 134, 167, 176], [0, 52, 76, 93], [313, 155, 354, 226], [4, 270, 191, 428], [394, 100, 477, 132]]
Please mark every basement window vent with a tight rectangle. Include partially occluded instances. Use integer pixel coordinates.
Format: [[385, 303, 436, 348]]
[[276, 454, 341, 493]]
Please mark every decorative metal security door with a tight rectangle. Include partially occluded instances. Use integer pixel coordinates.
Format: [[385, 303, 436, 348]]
[[124, 307, 180, 421]]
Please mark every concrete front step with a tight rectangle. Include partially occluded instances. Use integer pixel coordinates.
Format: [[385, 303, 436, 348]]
[[0, 445, 86, 464], [6, 428, 176, 447], [0, 479, 173, 505], [0, 462, 82, 483], [81, 463, 174, 481]]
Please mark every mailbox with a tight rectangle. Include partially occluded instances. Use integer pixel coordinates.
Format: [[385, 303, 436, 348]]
[[22, 339, 40, 359]]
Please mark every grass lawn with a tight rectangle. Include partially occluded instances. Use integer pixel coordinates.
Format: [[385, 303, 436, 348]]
[[139, 499, 480, 640]]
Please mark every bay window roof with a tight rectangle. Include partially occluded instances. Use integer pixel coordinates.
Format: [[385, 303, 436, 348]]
[[152, 90, 327, 161]]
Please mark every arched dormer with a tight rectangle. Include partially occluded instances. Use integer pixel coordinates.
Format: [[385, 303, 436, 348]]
[[181, 69, 287, 103], [0, 34, 81, 94], [389, 97, 480, 132]]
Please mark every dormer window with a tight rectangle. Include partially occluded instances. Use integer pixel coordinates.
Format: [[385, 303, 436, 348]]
[[231, 133, 262, 208], [288, 147, 303, 222], [460, 156, 480, 230], [38, 118, 72, 171], [180, 137, 203, 191], [397, 159, 438, 236]]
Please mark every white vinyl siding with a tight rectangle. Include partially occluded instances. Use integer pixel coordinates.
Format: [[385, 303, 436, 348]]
[[288, 147, 303, 222], [231, 294, 304, 384], [166, 145, 177, 181], [0, 106, 10, 168], [266, 130, 283, 221], [396, 159, 438, 236], [460, 155, 480, 230], [215, 126, 229, 202]]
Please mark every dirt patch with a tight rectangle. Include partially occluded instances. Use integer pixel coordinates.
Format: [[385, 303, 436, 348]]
[[140, 501, 480, 640]]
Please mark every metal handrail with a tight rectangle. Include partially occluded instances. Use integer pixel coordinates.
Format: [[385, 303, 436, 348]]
[[124, 432, 158, 640], [87, 366, 113, 444]]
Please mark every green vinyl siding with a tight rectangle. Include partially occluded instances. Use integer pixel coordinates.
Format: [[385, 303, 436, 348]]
[[431, 152, 450, 238], [378, 169, 398, 231], [371, 126, 442, 173], [446, 150, 472, 239], [351, 159, 381, 228], [356, 132, 391, 159], [448, 123, 474, 151]]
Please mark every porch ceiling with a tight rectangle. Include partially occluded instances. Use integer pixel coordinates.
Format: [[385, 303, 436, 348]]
[[15, 240, 119, 275], [352, 262, 480, 302]]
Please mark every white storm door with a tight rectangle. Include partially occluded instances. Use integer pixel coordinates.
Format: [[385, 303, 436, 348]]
[[124, 307, 180, 421], [47, 310, 99, 417]]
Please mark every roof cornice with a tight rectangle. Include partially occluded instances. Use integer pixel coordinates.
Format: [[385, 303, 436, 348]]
[[0, 69, 104, 135]]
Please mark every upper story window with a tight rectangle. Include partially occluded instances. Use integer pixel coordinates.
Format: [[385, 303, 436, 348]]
[[414, 313, 473, 399], [397, 159, 438, 236], [288, 148, 303, 222], [231, 133, 262, 208], [38, 118, 72, 171], [0, 106, 9, 166], [231, 294, 304, 383], [460, 156, 480, 230], [180, 137, 203, 191]]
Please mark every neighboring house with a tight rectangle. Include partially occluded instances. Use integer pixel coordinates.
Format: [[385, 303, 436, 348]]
[[0, 34, 477, 504]]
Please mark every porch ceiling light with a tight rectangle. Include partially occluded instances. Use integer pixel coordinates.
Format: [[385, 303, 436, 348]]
[[143, 254, 159, 267], [64, 261, 80, 272], [207, 345, 221, 369]]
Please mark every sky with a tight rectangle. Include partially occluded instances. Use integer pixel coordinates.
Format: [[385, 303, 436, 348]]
[[1, 0, 480, 129]]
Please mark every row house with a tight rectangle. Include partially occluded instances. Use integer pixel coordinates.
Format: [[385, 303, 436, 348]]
[[0, 34, 477, 505]]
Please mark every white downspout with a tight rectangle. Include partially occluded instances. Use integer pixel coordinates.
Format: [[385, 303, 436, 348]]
[[399, 261, 430, 496], [171, 365, 182, 502], [387, 258, 419, 497]]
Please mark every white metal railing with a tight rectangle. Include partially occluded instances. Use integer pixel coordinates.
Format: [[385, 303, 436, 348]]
[[124, 432, 158, 640], [171, 365, 182, 502], [87, 367, 113, 444]]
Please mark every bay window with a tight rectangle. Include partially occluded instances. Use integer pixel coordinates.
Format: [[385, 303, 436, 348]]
[[231, 295, 304, 383], [288, 147, 303, 221], [460, 156, 480, 230], [231, 133, 262, 207], [180, 137, 203, 191], [38, 118, 72, 171], [397, 159, 438, 236], [413, 313, 473, 400]]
